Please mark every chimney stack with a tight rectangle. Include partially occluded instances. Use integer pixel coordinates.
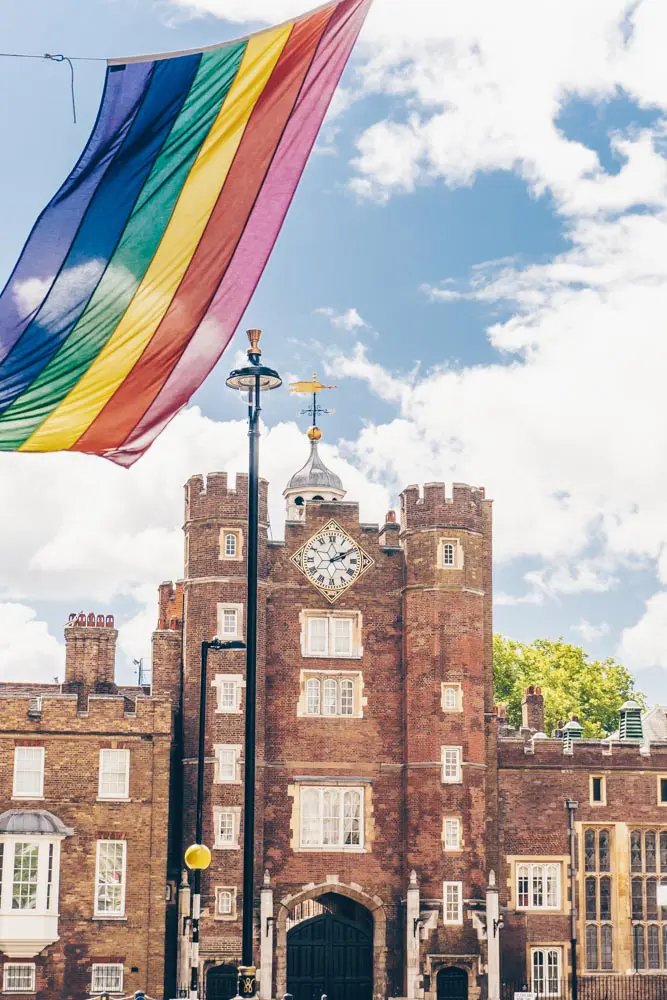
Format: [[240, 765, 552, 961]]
[[521, 685, 545, 733], [64, 612, 118, 708]]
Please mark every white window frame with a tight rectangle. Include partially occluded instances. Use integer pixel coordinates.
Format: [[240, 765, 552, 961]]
[[516, 862, 561, 911], [441, 683, 463, 713], [214, 807, 241, 850], [2, 963, 36, 994], [0, 837, 61, 916], [300, 611, 362, 659], [94, 840, 127, 918], [212, 674, 245, 714], [90, 963, 124, 995], [97, 749, 130, 801], [12, 748, 44, 800], [219, 528, 242, 562], [441, 746, 463, 784], [215, 886, 237, 920], [214, 745, 242, 784], [444, 816, 462, 851], [443, 881, 463, 925], [216, 603, 244, 641], [298, 786, 365, 851], [531, 947, 562, 996], [300, 671, 362, 718], [438, 537, 464, 570]]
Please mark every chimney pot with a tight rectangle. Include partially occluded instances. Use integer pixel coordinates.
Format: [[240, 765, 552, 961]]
[[522, 685, 545, 733]]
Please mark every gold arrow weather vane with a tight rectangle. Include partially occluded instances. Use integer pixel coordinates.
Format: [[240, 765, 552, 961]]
[[288, 372, 336, 394], [289, 372, 336, 432]]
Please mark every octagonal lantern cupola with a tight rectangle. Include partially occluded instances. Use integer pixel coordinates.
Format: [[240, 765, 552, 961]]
[[284, 427, 345, 521]]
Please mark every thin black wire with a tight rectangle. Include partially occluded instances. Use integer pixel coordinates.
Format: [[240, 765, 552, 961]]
[[0, 51, 100, 124]]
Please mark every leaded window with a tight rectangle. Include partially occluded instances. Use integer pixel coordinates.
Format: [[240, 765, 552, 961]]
[[629, 829, 667, 970], [583, 828, 614, 970], [299, 786, 364, 850]]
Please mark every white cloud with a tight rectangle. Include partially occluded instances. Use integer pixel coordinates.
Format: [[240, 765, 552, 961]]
[[572, 619, 610, 643], [315, 306, 368, 331], [0, 603, 63, 682], [619, 592, 667, 670]]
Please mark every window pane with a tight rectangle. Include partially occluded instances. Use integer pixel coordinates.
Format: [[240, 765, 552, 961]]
[[332, 618, 353, 656], [323, 679, 338, 716], [586, 926, 599, 971], [442, 542, 455, 566], [301, 789, 320, 847], [661, 778, 667, 805], [445, 819, 460, 850], [225, 533, 236, 557], [663, 926, 667, 970], [340, 679, 354, 716], [647, 878, 658, 920], [444, 882, 461, 923], [517, 865, 529, 908], [99, 749, 129, 798], [601, 925, 613, 971], [343, 789, 361, 846], [632, 878, 644, 920], [661, 832, 667, 873], [308, 618, 328, 655], [92, 965, 123, 993], [532, 951, 544, 994], [648, 925, 660, 970], [598, 829, 610, 872], [96, 841, 125, 914], [631, 831, 642, 872], [306, 678, 320, 715], [322, 789, 340, 845], [585, 877, 597, 920], [46, 843, 54, 911], [12, 842, 39, 910], [545, 865, 559, 908], [633, 925, 645, 970], [219, 890, 233, 914], [531, 866, 544, 908], [599, 876, 611, 920], [13, 747, 44, 798], [218, 749, 236, 780], [546, 950, 560, 995], [442, 748, 461, 781], [218, 812, 234, 844], [220, 682, 236, 710], [585, 829, 596, 871], [646, 831, 657, 872], [443, 686, 457, 710], [592, 777, 602, 802], [222, 609, 237, 635]]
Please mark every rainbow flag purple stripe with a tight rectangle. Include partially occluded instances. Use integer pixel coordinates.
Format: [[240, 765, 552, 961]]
[[0, 0, 370, 465]]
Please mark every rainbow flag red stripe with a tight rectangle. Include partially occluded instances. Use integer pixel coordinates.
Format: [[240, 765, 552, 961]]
[[0, 0, 370, 465]]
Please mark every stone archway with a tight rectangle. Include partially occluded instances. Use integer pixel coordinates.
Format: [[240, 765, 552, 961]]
[[276, 881, 387, 1000]]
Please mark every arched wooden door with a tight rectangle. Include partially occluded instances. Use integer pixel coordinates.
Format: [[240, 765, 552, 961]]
[[437, 966, 468, 1000], [206, 963, 237, 1000], [287, 909, 373, 1000]]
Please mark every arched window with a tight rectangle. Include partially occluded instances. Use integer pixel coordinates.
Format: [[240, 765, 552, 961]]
[[218, 889, 233, 915], [306, 678, 320, 716], [585, 925, 598, 970], [442, 542, 455, 566], [224, 533, 237, 558], [443, 686, 458, 711], [598, 829, 610, 872], [343, 789, 362, 845], [340, 679, 354, 716], [633, 925, 645, 970], [600, 924, 613, 971], [323, 679, 338, 716], [648, 925, 660, 969]]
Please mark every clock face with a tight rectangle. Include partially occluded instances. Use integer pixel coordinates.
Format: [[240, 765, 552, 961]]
[[291, 519, 374, 602]]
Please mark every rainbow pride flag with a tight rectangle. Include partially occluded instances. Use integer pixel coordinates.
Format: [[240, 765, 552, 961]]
[[0, 0, 370, 466]]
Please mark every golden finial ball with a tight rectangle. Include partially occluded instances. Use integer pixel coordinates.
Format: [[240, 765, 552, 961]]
[[307, 426, 322, 441], [184, 843, 212, 870]]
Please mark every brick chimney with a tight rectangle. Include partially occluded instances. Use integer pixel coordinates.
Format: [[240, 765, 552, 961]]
[[521, 686, 545, 732], [64, 612, 118, 708]]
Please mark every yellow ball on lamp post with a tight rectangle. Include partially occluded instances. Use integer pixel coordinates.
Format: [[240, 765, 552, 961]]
[[184, 843, 212, 871]]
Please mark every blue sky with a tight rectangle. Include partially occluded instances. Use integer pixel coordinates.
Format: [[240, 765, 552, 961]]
[[1, 0, 667, 710]]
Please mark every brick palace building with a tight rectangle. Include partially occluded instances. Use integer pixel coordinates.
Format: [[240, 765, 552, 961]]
[[2, 427, 667, 1000]]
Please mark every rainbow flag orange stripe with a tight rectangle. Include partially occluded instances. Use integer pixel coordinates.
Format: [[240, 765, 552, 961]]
[[0, 0, 371, 465]]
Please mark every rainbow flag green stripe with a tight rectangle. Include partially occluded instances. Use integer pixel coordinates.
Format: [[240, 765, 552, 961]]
[[0, 0, 371, 464]]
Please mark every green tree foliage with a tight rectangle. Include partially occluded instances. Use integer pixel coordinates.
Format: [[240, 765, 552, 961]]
[[493, 635, 646, 737]]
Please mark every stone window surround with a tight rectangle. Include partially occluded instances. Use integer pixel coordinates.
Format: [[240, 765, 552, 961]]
[[508, 856, 567, 913], [12, 748, 45, 801], [441, 682, 463, 714], [590, 774, 607, 807], [528, 945, 563, 997], [211, 674, 245, 715], [299, 609, 363, 659], [216, 603, 244, 642], [219, 528, 244, 562], [215, 886, 238, 920], [297, 669, 365, 719], [289, 777, 373, 855], [213, 745, 242, 785], [213, 807, 241, 850], [658, 775, 667, 807], [441, 746, 463, 784], [437, 537, 464, 570], [442, 816, 463, 852]]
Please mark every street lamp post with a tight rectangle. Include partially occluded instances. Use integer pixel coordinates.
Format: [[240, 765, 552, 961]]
[[185, 637, 246, 1000], [226, 330, 282, 999]]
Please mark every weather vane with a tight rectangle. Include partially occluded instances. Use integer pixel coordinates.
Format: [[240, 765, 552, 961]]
[[289, 372, 336, 435]]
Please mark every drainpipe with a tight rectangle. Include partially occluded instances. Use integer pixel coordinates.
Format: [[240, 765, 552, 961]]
[[565, 799, 578, 1000]]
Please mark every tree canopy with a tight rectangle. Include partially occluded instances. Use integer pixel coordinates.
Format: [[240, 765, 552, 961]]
[[493, 635, 646, 738]]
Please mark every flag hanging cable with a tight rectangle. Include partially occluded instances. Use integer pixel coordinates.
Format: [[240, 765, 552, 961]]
[[0, 0, 372, 466]]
